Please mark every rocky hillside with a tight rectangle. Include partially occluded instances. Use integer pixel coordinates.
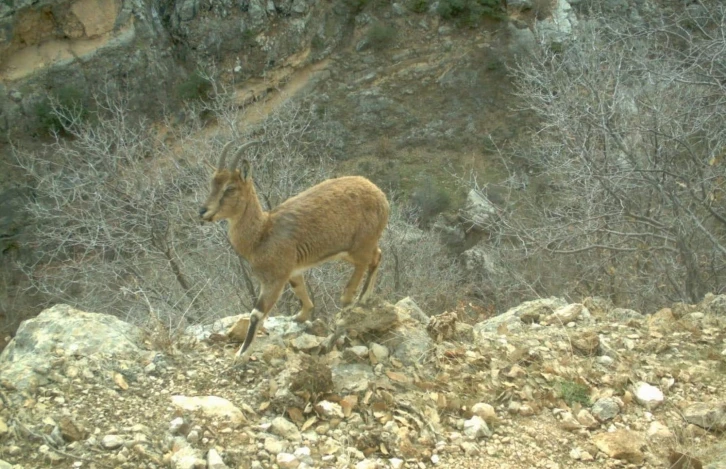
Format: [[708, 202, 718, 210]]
[[0, 294, 724, 468]]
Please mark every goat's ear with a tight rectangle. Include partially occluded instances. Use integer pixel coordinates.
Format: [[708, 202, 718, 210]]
[[240, 159, 252, 181]]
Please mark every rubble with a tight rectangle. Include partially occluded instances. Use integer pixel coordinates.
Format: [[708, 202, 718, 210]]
[[0, 294, 725, 468]]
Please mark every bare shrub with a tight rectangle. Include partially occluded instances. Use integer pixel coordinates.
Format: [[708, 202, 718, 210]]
[[482, 4, 726, 310], [18, 83, 462, 329]]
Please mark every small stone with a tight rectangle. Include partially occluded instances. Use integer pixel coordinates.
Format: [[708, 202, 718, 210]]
[[290, 334, 324, 351], [471, 403, 497, 424], [559, 412, 582, 431], [572, 331, 600, 356], [633, 382, 664, 409], [207, 448, 228, 469], [101, 435, 124, 449], [171, 445, 206, 469], [683, 402, 726, 432], [171, 395, 246, 427], [347, 345, 369, 358], [369, 343, 389, 362], [569, 447, 582, 460], [596, 356, 614, 366], [577, 410, 599, 429], [390, 458, 404, 469], [264, 437, 286, 454], [591, 398, 620, 421], [316, 401, 345, 419], [463, 415, 492, 439], [460, 441, 480, 456], [647, 421, 674, 441], [271, 417, 302, 441], [169, 417, 186, 435], [355, 460, 377, 469], [58, 416, 86, 442], [592, 429, 645, 464], [277, 453, 300, 469], [0, 419, 7, 436], [431, 454, 440, 464], [294, 447, 311, 463]]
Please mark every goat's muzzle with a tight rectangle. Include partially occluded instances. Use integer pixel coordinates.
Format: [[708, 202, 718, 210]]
[[199, 207, 209, 221]]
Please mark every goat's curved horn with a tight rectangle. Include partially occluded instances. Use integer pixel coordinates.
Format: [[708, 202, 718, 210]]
[[230, 140, 261, 170], [217, 141, 235, 169]]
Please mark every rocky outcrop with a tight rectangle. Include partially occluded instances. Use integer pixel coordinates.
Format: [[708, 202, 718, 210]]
[[0, 0, 349, 142], [1, 295, 725, 467], [0, 303, 148, 390]]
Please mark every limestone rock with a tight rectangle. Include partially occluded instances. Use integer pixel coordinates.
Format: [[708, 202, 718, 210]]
[[633, 382, 664, 410], [271, 417, 301, 441], [171, 396, 246, 428], [683, 402, 726, 432], [0, 304, 144, 390], [207, 448, 228, 469], [463, 415, 492, 439], [474, 297, 567, 335], [471, 403, 497, 424], [592, 430, 645, 464]]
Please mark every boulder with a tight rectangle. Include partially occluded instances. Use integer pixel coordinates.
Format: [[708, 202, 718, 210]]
[[0, 304, 144, 390]]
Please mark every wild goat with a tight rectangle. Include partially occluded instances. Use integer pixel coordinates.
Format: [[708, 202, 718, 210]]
[[199, 141, 390, 361]]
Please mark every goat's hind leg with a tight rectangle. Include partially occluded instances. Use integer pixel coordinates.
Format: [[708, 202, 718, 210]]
[[358, 247, 382, 304], [289, 275, 314, 322]]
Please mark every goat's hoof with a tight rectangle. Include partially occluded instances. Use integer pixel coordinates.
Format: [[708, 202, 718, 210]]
[[293, 310, 312, 323]]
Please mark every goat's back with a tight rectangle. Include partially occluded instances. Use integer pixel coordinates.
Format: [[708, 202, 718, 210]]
[[265, 176, 389, 259]]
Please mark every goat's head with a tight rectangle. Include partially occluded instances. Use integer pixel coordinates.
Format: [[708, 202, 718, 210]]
[[199, 141, 257, 222]]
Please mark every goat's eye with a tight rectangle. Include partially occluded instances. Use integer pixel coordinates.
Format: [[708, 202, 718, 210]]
[[223, 186, 235, 195]]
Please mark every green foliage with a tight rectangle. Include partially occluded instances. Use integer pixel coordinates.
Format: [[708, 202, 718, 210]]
[[486, 57, 505, 72], [557, 380, 591, 407], [367, 23, 397, 51], [410, 178, 452, 226], [34, 85, 88, 134], [176, 72, 212, 102], [408, 0, 429, 13], [436, 0, 505, 25]]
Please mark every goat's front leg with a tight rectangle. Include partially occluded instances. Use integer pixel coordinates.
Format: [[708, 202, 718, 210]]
[[234, 280, 285, 363]]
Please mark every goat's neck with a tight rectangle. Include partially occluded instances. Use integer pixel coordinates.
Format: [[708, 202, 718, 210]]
[[227, 188, 267, 259]]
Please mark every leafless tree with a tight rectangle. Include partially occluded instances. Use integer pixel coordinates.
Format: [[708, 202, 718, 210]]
[[489, 4, 726, 309], [17, 83, 462, 330]]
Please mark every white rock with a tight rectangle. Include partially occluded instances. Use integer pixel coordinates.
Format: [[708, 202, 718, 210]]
[[348, 345, 370, 358], [633, 382, 664, 409], [171, 396, 245, 427], [294, 446, 312, 464], [355, 459, 377, 469], [169, 417, 185, 434], [276, 453, 300, 469], [460, 441, 480, 456], [316, 400, 345, 419], [264, 437, 286, 454], [370, 343, 389, 362], [431, 454, 440, 464], [390, 457, 404, 469], [463, 415, 492, 439], [101, 435, 124, 449], [271, 417, 302, 441], [471, 403, 497, 424], [207, 448, 228, 469], [647, 421, 674, 441], [170, 445, 206, 469]]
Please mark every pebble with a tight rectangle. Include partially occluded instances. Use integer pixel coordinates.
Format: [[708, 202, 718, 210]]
[[633, 382, 664, 409], [101, 435, 124, 450]]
